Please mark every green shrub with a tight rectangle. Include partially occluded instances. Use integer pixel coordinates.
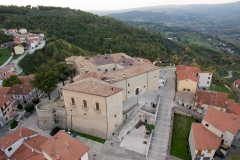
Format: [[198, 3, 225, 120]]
[[10, 120, 18, 129], [32, 98, 39, 104], [24, 103, 35, 112], [17, 104, 23, 109], [145, 124, 155, 132]]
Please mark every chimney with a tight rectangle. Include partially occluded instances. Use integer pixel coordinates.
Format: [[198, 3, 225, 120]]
[[123, 74, 125, 78], [3, 94, 6, 98], [56, 152, 60, 160], [226, 100, 228, 104], [216, 137, 219, 140]]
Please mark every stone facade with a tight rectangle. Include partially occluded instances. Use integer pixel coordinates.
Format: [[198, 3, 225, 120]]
[[36, 102, 67, 130], [62, 88, 123, 139]]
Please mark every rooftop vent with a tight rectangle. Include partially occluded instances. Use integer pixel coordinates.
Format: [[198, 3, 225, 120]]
[[67, 145, 72, 150]]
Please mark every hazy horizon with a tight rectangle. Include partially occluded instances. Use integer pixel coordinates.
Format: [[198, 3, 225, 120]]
[[1, 0, 240, 11]]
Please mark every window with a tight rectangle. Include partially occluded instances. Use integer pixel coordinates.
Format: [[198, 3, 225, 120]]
[[113, 68, 115, 71], [6, 117, 8, 121], [128, 83, 130, 87], [183, 88, 186, 91], [205, 124, 209, 127], [115, 115, 117, 118], [23, 96, 25, 99], [105, 69, 107, 73], [96, 103, 100, 111], [209, 73, 211, 75], [207, 81, 209, 84], [207, 150, 211, 153], [8, 147, 12, 152], [154, 76, 156, 79], [128, 91, 130, 94], [144, 86, 145, 88], [208, 77, 210, 79], [71, 98, 75, 105], [188, 89, 190, 92], [83, 100, 87, 108]]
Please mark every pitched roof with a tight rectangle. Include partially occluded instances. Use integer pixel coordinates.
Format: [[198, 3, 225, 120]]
[[0, 87, 11, 94], [8, 82, 34, 95], [18, 74, 35, 83], [176, 65, 201, 82], [0, 127, 37, 149], [74, 56, 97, 73], [23, 135, 48, 152], [192, 123, 221, 150], [62, 77, 122, 97], [227, 99, 240, 116], [65, 56, 79, 62], [93, 54, 115, 66], [10, 144, 43, 160], [0, 94, 13, 107], [203, 107, 240, 135], [133, 57, 152, 64], [195, 90, 228, 108], [235, 79, 240, 86], [40, 131, 89, 160], [99, 62, 159, 83], [0, 150, 7, 160], [73, 72, 101, 82]]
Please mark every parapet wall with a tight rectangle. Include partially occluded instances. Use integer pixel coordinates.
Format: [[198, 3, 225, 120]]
[[36, 102, 67, 130]]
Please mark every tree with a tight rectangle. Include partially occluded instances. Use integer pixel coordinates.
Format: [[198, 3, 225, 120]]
[[21, 42, 27, 48], [10, 120, 18, 129], [24, 103, 34, 112], [2, 75, 22, 87], [17, 104, 23, 109], [31, 62, 58, 100], [32, 97, 39, 104], [55, 62, 72, 86]]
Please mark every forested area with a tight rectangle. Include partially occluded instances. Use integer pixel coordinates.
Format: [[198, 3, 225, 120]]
[[1, 5, 240, 90]]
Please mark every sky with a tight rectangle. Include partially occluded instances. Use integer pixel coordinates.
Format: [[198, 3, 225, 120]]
[[1, 0, 239, 11]]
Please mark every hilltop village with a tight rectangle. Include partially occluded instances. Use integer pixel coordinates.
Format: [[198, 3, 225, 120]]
[[0, 51, 240, 160]]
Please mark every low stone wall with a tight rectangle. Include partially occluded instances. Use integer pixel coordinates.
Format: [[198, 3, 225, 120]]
[[174, 108, 192, 117], [36, 102, 67, 130]]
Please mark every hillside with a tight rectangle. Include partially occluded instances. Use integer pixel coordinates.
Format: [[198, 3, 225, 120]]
[[19, 38, 94, 74], [1, 5, 240, 89], [107, 1, 240, 46]]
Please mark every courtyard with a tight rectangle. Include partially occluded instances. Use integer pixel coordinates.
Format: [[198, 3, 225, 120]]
[[120, 125, 149, 155]]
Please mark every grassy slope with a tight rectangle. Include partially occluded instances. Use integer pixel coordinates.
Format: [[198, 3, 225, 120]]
[[0, 48, 12, 65], [170, 114, 197, 160]]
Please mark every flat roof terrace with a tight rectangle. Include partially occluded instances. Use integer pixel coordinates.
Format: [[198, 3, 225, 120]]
[[37, 99, 64, 110]]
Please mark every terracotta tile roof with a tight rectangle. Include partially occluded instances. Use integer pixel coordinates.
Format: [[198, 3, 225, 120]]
[[24, 135, 48, 152], [234, 79, 240, 86], [192, 123, 221, 150], [203, 106, 240, 135], [10, 144, 43, 160], [0, 94, 13, 106], [227, 99, 240, 116], [176, 65, 201, 82], [25, 154, 45, 160], [110, 53, 134, 62], [8, 82, 34, 95], [0, 87, 11, 94], [65, 56, 79, 62], [0, 150, 7, 160], [195, 90, 228, 108], [40, 131, 89, 160], [74, 56, 97, 73], [73, 71, 101, 82], [93, 54, 115, 66], [99, 63, 159, 83], [18, 74, 35, 83], [17, 45, 23, 47], [62, 77, 122, 97], [0, 127, 37, 149], [133, 57, 152, 64]]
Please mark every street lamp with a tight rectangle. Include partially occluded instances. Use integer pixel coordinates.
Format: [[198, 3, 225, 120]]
[[93, 154, 96, 160]]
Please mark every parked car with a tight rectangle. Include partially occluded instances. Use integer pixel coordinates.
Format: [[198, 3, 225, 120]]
[[50, 127, 60, 136]]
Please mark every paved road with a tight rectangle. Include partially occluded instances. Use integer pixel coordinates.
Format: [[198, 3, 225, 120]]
[[147, 69, 176, 160]]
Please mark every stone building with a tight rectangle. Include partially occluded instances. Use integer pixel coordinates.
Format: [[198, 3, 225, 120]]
[[67, 53, 159, 101], [62, 77, 123, 139]]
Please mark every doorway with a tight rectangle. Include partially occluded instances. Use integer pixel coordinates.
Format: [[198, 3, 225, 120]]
[[135, 88, 139, 95]]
